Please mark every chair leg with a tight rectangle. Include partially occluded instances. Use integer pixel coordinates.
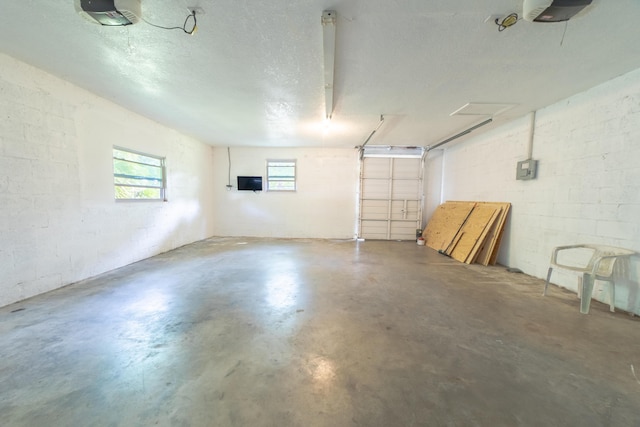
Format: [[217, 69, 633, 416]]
[[609, 281, 616, 312], [580, 273, 594, 314], [543, 267, 553, 296], [577, 275, 583, 299]]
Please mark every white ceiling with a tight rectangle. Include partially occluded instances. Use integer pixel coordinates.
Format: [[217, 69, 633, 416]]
[[1, 0, 639, 149]]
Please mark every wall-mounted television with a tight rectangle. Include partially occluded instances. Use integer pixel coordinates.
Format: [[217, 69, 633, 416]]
[[237, 176, 262, 191]]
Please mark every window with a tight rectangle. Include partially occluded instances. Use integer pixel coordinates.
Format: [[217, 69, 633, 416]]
[[267, 160, 296, 191], [113, 147, 166, 200]]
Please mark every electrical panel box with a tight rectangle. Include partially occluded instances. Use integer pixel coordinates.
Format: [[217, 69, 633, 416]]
[[516, 159, 537, 180]]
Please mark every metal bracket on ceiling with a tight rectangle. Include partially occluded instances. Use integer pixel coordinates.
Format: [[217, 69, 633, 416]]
[[427, 118, 493, 151], [356, 115, 385, 160], [361, 115, 385, 148]]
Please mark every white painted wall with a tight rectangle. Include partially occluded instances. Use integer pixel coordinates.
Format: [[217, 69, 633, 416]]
[[437, 67, 640, 313], [0, 53, 215, 307], [423, 150, 443, 227], [212, 147, 358, 239]]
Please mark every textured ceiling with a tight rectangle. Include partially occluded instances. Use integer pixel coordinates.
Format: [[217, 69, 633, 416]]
[[1, 0, 639, 148]]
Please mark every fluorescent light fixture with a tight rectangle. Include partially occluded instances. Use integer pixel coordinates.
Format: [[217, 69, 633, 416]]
[[322, 10, 337, 120]]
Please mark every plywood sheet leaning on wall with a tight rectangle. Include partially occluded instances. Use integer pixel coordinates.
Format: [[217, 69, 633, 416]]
[[465, 207, 503, 263], [422, 202, 476, 251], [474, 202, 511, 266], [449, 204, 500, 263], [423, 201, 511, 265]]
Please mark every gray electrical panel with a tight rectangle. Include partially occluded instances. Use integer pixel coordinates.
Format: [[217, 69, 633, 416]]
[[516, 159, 537, 180]]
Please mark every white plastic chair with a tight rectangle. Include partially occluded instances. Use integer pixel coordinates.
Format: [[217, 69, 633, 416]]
[[542, 244, 636, 314]]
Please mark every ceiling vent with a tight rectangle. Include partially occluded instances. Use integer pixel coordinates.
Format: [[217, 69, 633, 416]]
[[523, 0, 593, 23], [75, 0, 141, 26]]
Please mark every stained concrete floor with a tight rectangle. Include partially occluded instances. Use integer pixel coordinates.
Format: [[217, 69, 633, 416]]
[[1, 237, 640, 426]]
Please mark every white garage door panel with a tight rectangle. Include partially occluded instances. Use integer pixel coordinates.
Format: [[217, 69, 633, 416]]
[[362, 180, 389, 197], [359, 156, 423, 240], [390, 200, 420, 218], [362, 201, 389, 220], [360, 220, 388, 240], [390, 222, 418, 240], [391, 183, 420, 200], [363, 158, 391, 177], [393, 158, 422, 178]]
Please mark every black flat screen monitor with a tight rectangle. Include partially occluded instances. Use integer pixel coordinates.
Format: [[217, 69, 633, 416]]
[[237, 176, 262, 191]]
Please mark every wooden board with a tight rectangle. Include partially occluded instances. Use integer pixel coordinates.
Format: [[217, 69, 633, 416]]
[[445, 231, 465, 256], [424, 201, 511, 266], [474, 215, 502, 265], [474, 203, 511, 265], [449, 204, 499, 263], [488, 203, 511, 265], [466, 208, 501, 264], [422, 202, 475, 251]]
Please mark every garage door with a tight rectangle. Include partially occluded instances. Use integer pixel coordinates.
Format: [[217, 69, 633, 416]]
[[358, 150, 424, 240]]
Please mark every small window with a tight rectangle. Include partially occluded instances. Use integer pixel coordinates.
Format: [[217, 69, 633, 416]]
[[267, 160, 296, 191], [113, 147, 166, 200]]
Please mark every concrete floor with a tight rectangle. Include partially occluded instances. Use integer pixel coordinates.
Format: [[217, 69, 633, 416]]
[[1, 237, 640, 426]]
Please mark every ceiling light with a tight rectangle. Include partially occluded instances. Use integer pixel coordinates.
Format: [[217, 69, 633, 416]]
[[322, 10, 337, 120], [322, 118, 332, 134]]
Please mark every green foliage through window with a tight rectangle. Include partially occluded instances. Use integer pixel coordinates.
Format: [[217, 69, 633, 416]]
[[113, 147, 166, 200]]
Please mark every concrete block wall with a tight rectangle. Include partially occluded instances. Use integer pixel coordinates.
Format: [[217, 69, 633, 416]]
[[431, 67, 640, 313], [0, 53, 215, 307], [212, 147, 358, 239]]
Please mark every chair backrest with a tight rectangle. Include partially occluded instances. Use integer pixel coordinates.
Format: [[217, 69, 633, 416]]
[[584, 245, 636, 277]]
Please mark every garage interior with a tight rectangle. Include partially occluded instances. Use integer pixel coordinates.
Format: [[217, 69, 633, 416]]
[[1, 0, 640, 425], [3, 238, 640, 425]]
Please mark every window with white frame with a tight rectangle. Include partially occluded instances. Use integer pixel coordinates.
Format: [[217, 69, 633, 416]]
[[267, 160, 296, 191], [113, 147, 166, 200]]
